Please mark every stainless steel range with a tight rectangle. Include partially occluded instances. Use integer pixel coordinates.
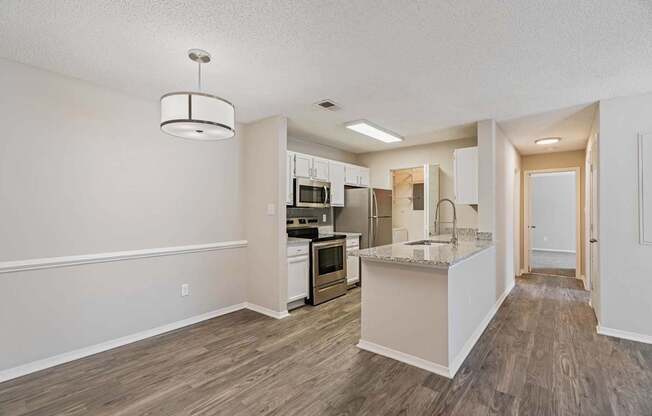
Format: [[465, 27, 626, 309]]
[[287, 217, 347, 305]]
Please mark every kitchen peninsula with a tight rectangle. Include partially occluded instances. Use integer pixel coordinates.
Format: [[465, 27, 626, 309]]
[[356, 234, 508, 379]]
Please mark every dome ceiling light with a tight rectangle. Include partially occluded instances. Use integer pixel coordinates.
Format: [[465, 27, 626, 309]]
[[160, 49, 235, 141]]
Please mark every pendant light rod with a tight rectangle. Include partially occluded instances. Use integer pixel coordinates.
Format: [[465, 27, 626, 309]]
[[197, 60, 202, 91], [188, 48, 211, 92]]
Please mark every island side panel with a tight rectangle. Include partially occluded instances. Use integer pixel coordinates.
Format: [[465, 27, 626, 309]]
[[359, 259, 449, 370], [447, 246, 498, 375]]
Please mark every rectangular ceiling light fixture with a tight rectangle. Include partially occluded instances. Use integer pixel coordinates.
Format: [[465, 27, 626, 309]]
[[344, 120, 403, 143]]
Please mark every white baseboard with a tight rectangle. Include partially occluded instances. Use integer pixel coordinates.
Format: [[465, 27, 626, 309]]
[[596, 325, 652, 345], [245, 302, 290, 320], [0, 300, 293, 383], [449, 280, 515, 377], [531, 248, 576, 254], [0, 302, 247, 383], [357, 340, 451, 378]]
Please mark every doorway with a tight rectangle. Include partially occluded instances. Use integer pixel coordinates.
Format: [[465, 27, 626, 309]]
[[390, 164, 440, 242], [524, 168, 581, 277], [391, 167, 425, 242]]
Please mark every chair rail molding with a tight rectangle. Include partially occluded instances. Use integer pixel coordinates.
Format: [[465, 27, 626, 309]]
[[0, 240, 248, 274]]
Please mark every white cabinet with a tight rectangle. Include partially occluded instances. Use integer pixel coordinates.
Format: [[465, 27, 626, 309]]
[[312, 157, 330, 181], [346, 237, 360, 284], [345, 164, 370, 187], [454, 146, 479, 205], [292, 153, 330, 181], [286, 152, 295, 206], [294, 153, 313, 178], [287, 244, 309, 303], [358, 167, 370, 187], [329, 162, 345, 207]]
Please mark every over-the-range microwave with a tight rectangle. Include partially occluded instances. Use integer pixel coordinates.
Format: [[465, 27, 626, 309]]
[[294, 177, 331, 208]]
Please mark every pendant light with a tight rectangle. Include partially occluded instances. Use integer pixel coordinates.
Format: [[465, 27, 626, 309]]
[[160, 49, 235, 140]]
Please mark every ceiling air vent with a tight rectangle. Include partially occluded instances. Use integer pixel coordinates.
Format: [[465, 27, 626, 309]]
[[314, 99, 341, 111]]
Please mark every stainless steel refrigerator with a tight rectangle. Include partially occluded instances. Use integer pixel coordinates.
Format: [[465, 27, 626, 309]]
[[334, 187, 392, 249]]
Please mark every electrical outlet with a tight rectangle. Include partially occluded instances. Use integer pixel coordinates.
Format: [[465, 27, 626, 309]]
[[322, 214, 327, 222], [181, 283, 190, 297]]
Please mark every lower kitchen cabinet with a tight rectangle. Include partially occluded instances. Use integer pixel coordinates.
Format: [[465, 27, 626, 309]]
[[287, 244, 309, 303], [346, 237, 360, 285]]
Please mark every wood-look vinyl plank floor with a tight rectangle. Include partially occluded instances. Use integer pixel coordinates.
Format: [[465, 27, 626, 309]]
[[2, 274, 652, 415]]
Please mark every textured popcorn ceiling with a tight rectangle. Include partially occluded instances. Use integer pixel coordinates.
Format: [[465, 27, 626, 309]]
[[1, 1, 651, 153]]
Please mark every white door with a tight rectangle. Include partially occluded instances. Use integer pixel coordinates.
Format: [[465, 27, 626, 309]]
[[527, 173, 535, 272], [330, 162, 345, 206], [287, 255, 309, 302], [345, 165, 359, 186], [358, 168, 370, 187], [589, 135, 599, 296], [286, 152, 294, 206], [312, 157, 330, 181], [294, 153, 312, 178]]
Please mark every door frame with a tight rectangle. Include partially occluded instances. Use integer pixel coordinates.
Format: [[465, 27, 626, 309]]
[[523, 167, 582, 277], [390, 166, 425, 240]]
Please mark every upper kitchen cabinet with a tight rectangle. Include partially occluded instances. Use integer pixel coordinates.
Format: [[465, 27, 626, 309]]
[[294, 153, 313, 178], [358, 167, 370, 187], [329, 162, 345, 207], [312, 157, 330, 181], [293, 153, 330, 181], [345, 164, 370, 187], [453, 146, 478, 205]]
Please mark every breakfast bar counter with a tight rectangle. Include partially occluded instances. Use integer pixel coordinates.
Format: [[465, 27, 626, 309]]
[[355, 236, 510, 379]]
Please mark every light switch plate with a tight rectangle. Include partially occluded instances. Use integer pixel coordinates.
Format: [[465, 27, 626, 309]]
[[181, 284, 190, 297], [322, 214, 327, 222]]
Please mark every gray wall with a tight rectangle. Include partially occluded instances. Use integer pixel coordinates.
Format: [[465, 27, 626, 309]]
[[0, 59, 248, 371], [357, 137, 479, 227], [287, 136, 358, 164], [599, 93, 652, 336], [243, 116, 288, 313], [531, 172, 576, 252]]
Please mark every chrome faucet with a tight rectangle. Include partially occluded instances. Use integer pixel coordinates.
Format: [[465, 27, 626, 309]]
[[434, 198, 458, 246]]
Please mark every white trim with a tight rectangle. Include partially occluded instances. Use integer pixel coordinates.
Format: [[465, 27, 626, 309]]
[[449, 279, 514, 377], [287, 294, 307, 303], [357, 340, 452, 378], [0, 302, 248, 383], [245, 302, 290, 319], [597, 325, 652, 345], [0, 299, 292, 383], [0, 240, 248, 274], [531, 248, 576, 254], [638, 133, 652, 245]]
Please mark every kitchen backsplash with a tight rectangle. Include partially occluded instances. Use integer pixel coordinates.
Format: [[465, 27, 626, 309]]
[[287, 207, 333, 226]]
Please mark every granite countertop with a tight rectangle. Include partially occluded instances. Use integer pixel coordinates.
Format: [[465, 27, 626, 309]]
[[355, 236, 494, 269], [287, 237, 311, 246]]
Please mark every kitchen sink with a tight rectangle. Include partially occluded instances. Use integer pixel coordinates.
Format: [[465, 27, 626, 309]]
[[404, 239, 450, 246]]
